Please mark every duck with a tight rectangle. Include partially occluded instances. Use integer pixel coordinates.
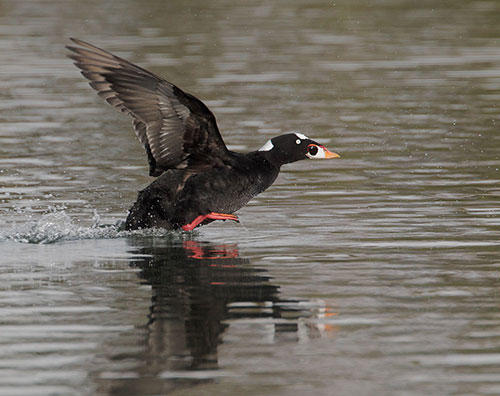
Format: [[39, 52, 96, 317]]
[[66, 38, 340, 231]]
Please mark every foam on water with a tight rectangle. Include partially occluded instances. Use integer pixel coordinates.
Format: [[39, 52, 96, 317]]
[[0, 210, 182, 244]]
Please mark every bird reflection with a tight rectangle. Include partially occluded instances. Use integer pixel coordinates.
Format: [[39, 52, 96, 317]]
[[124, 237, 337, 380]]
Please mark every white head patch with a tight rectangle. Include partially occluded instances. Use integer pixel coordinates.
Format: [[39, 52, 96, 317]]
[[295, 132, 308, 140], [259, 139, 274, 151]]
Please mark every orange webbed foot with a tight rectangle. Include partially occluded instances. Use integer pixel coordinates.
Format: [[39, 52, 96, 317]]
[[182, 212, 239, 231]]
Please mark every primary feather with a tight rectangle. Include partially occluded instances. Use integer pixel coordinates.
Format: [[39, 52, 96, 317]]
[[67, 38, 230, 176]]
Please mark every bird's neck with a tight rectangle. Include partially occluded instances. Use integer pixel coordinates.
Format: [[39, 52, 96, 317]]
[[255, 149, 298, 168], [247, 150, 283, 169]]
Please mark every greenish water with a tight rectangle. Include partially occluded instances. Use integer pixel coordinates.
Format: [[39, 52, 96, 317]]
[[1, 0, 500, 395]]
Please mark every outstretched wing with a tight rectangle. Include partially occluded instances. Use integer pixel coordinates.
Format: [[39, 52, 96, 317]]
[[67, 38, 230, 176]]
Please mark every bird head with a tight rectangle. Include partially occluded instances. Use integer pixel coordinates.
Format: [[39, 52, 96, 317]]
[[259, 132, 340, 166]]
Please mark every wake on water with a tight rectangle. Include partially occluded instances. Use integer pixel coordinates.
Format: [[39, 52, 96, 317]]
[[0, 209, 186, 244]]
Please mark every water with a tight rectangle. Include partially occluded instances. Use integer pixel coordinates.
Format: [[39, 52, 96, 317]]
[[1, 0, 500, 394]]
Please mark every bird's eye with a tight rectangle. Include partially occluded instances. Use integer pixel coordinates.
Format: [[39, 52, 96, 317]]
[[308, 145, 318, 156], [296, 139, 301, 145]]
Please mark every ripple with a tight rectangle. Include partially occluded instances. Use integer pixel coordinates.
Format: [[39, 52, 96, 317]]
[[415, 354, 500, 366]]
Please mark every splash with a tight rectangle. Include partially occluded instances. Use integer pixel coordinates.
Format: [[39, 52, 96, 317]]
[[0, 209, 182, 244]]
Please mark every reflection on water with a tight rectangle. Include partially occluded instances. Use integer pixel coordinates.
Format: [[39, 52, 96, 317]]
[[94, 238, 333, 395]]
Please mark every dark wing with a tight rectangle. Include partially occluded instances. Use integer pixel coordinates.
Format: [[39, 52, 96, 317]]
[[66, 38, 230, 176]]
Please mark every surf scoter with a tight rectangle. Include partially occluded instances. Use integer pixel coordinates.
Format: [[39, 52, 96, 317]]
[[67, 38, 340, 231]]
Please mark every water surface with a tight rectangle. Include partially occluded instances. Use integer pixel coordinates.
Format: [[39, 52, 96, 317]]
[[1, 0, 500, 395]]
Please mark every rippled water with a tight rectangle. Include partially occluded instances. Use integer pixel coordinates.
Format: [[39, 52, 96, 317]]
[[1, 0, 500, 395]]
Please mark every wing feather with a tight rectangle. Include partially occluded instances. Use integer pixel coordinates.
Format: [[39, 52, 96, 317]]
[[67, 38, 229, 176]]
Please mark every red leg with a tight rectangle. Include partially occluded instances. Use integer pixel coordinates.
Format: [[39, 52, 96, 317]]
[[182, 212, 239, 231]]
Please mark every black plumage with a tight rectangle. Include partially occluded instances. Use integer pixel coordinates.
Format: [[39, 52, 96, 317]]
[[67, 39, 339, 231]]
